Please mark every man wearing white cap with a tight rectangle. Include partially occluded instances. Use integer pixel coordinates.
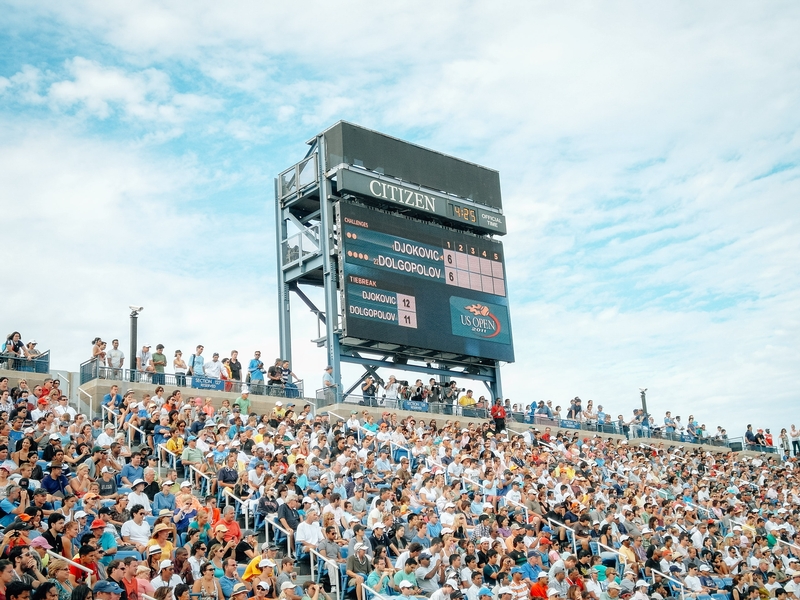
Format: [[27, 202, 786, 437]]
[[441, 502, 457, 527], [599, 581, 622, 600], [151, 559, 183, 589], [430, 580, 458, 600], [346, 543, 371, 600]]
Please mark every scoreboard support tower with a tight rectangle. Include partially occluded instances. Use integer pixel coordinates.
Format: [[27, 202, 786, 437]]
[[275, 122, 511, 405]]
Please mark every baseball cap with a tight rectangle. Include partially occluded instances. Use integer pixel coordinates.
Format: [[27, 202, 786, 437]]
[[398, 581, 414, 589], [158, 559, 174, 573], [94, 581, 123, 594], [478, 588, 493, 598]]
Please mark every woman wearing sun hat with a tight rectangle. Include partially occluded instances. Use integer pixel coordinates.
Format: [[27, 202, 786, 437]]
[[148, 523, 176, 558]]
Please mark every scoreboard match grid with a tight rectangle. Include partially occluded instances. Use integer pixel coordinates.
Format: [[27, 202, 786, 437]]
[[336, 201, 514, 363]]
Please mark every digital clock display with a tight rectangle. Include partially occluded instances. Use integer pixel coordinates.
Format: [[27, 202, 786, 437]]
[[451, 204, 477, 223]]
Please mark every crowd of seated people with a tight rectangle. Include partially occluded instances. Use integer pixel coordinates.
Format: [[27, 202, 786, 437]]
[[0, 372, 797, 600]]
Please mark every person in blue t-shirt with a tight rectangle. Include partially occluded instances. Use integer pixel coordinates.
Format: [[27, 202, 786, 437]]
[[102, 385, 122, 409], [248, 351, 265, 393], [41, 463, 70, 495], [173, 496, 197, 533], [0, 485, 26, 527], [119, 454, 144, 487], [153, 480, 176, 513]]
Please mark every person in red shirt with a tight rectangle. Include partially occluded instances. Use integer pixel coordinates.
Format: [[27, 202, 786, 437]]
[[69, 545, 101, 587], [491, 399, 507, 432], [530, 572, 549, 598]]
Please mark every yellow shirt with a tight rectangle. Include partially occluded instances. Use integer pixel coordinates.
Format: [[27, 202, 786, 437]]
[[243, 554, 269, 582], [148, 539, 174, 558], [166, 437, 185, 455], [459, 395, 476, 406]]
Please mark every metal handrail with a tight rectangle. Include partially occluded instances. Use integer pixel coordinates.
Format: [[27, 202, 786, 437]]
[[48, 549, 93, 586], [647, 485, 669, 499], [681, 499, 714, 519], [651, 568, 686, 599], [223, 487, 250, 529], [427, 457, 449, 485], [503, 496, 529, 524], [266, 516, 294, 558], [775, 538, 800, 556], [308, 546, 342, 600], [78, 387, 93, 421], [158, 443, 178, 473], [101, 404, 119, 430], [363, 584, 394, 600], [80, 363, 307, 398], [596, 540, 627, 571], [547, 517, 578, 555], [190, 464, 212, 488], [126, 422, 146, 448]]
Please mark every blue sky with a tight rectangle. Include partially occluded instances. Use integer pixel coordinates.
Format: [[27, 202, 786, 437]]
[[1, 2, 799, 440]]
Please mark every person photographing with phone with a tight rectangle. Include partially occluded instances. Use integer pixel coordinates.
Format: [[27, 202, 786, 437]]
[[0, 486, 29, 527]]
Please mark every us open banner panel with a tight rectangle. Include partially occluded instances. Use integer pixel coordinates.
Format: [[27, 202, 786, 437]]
[[338, 201, 515, 362]]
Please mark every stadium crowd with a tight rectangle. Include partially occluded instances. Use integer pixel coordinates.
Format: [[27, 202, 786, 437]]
[[0, 369, 797, 600]]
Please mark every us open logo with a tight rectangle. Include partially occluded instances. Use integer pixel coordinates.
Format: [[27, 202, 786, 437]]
[[459, 303, 502, 338]]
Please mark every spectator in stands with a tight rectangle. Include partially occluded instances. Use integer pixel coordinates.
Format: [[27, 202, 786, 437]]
[[205, 353, 223, 379], [151, 345, 167, 386], [193, 562, 224, 599], [187, 345, 205, 380], [106, 339, 124, 376], [136, 344, 154, 381]]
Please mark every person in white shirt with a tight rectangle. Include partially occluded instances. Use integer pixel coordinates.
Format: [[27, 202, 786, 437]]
[[440, 503, 457, 527], [127, 480, 152, 515], [296, 510, 324, 553], [120, 504, 152, 553], [690, 523, 708, 549], [506, 481, 523, 505], [107, 339, 125, 371], [151, 559, 184, 589], [96, 423, 117, 448], [683, 564, 706, 597], [54, 397, 77, 420], [784, 570, 800, 599], [429, 580, 457, 600], [204, 353, 223, 378]]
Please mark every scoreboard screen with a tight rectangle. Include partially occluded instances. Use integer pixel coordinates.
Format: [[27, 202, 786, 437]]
[[338, 201, 514, 362]]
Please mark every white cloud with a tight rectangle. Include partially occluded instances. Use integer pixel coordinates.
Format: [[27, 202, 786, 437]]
[[44, 57, 220, 122], [1, 1, 799, 440]]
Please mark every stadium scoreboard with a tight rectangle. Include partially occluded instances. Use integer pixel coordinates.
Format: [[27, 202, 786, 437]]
[[338, 201, 514, 362]]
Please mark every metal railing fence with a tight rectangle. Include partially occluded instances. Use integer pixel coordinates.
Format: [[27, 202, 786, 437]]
[[0, 350, 50, 373], [79, 359, 306, 398]]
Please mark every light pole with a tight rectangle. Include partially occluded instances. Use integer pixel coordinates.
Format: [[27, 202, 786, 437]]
[[639, 387, 648, 421], [129, 306, 144, 382]]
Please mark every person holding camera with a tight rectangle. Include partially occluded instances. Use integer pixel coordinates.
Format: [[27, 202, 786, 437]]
[[383, 376, 400, 406], [361, 377, 378, 406], [0, 485, 29, 527], [443, 382, 458, 406], [409, 380, 426, 402], [425, 379, 442, 403]]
